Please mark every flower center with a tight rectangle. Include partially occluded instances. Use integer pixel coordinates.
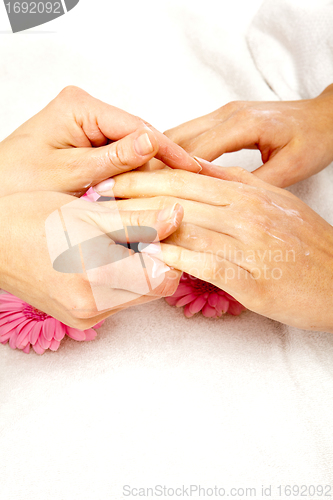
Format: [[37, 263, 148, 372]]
[[183, 275, 219, 294], [23, 305, 49, 321]]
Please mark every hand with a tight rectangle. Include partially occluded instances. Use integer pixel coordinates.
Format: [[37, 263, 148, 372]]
[[98, 167, 333, 332], [164, 84, 333, 187], [0, 86, 201, 198], [0, 191, 183, 328]]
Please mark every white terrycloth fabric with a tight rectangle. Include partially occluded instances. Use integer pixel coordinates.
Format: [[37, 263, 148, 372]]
[[1, 1, 333, 499], [247, 0, 333, 100]]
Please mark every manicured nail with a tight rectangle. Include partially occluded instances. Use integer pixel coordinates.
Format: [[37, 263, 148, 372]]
[[152, 261, 171, 278], [134, 132, 154, 156], [143, 255, 171, 278], [192, 157, 203, 173], [157, 203, 179, 222], [193, 156, 213, 169], [138, 242, 160, 254], [93, 178, 115, 194]]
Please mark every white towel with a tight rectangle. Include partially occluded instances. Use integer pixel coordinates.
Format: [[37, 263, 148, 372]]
[[247, 0, 333, 100], [1, 2, 333, 499]]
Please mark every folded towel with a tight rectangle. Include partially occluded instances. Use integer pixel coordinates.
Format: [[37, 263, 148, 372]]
[[247, 0, 333, 99]]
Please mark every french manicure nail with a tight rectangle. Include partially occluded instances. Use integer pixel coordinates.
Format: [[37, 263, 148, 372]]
[[192, 157, 203, 173], [138, 242, 160, 254], [157, 203, 179, 222], [143, 255, 171, 278], [193, 156, 213, 169], [134, 132, 154, 156], [152, 261, 171, 278], [93, 178, 115, 194]]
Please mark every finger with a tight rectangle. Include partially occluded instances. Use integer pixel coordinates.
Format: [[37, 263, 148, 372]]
[[62, 87, 201, 173], [101, 169, 238, 206], [108, 197, 242, 240], [85, 203, 184, 244], [164, 222, 249, 269], [193, 158, 283, 194], [163, 102, 248, 147], [251, 145, 304, 188], [164, 109, 219, 145], [63, 128, 160, 185], [87, 251, 181, 302], [182, 116, 260, 160], [145, 243, 255, 302], [136, 158, 169, 172]]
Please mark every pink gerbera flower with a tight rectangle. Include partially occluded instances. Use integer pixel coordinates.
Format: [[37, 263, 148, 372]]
[[0, 293, 104, 355], [165, 273, 246, 318]]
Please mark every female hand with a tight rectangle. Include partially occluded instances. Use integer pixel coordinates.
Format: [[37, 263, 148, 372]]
[[0, 191, 183, 328], [163, 84, 333, 188], [0, 86, 201, 198], [98, 167, 333, 332]]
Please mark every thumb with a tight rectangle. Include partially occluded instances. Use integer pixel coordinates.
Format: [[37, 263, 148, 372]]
[[67, 127, 159, 182], [251, 146, 302, 188]]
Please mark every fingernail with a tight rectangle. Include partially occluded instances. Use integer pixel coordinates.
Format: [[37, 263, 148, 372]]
[[157, 203, 179, 222], [192, 157, 203, 173], [134, 132, 154, 156], [93, 178, 115, 194], [147, 257, 171, 278], [152, 260, 171, 278], [193, 156, 212, 169], [138, 242, 160, 254]]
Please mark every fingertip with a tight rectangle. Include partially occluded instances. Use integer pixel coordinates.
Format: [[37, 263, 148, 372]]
[[134, 128, 159, 158]]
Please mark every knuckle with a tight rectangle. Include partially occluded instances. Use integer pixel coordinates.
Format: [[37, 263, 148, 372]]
[[111, 140, 128, 169], [230, 166, 249, 181], [128, 210, 142, 227], [154, 195, 176, 210], [215, 100, 245, 117], [58, 85, 85, 102]]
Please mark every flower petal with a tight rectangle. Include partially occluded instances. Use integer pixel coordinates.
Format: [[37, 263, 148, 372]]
[[176, 294, 196, 307], [54, 322, 66, 342], [202, 303, 218, 318], [0, 317, 27, 337], [228, 301, 246, 316], [184, 304, 195, 318], [93, 320, 105, 330], [39, 332, 51, 350], [22, 343, 30, 354], [49, 338, 61, 352], [29, 322, 43, 345], [32, 342, 45, 355], [164, 296, 179, 306], [0, 294, 24, 303], [9, 329, 20, 349], [216, 296, 230, 315], [16, 321, 34, 348], [188, 295, 207, 315], [66, 327, 86, 341], [83, 329, 98, 341], [0, 303, 23, 313], [208, 293, 219, 308], [171, 284, 197, 298], [43, 318, 56, 341], [0, 311, 25, 326]]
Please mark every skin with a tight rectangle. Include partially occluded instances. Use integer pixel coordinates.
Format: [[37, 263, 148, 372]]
[[0, 85, 201, 198], [162, 83, 333, 188], [0, 86, 199, 328], [96, 167, 333, 333], [0, 191, 183, 329]]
